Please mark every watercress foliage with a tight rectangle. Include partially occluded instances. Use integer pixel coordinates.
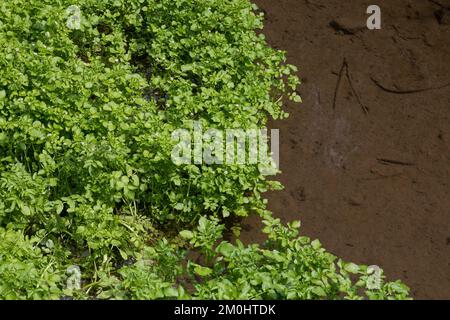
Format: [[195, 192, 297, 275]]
[[0, 0, 409, 300]]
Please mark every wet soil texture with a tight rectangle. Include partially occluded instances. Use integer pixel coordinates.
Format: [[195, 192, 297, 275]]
[[243, 0, 450, 299]]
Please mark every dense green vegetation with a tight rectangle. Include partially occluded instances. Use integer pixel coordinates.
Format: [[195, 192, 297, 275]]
[[0, 0, 410, 299]]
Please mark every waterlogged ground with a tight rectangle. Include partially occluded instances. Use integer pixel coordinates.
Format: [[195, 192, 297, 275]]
[[242, 0, 450, 299]]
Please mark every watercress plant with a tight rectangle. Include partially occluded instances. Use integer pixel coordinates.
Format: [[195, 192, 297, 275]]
[[0, 0, 410, 300]]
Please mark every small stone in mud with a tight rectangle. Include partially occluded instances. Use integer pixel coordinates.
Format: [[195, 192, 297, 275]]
[[370, 165, 403, 178], [344, 195, 364, 207], [435, 9, 450, 25], [329, 18, 365, 35]]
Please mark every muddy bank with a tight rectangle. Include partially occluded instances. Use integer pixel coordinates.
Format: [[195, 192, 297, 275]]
[[242, 0, 450, 299]]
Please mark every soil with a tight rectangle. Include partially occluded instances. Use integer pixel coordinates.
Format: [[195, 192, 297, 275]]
[[241, 0, 450, 299]]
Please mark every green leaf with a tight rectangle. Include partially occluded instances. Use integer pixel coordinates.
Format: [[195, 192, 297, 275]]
[[164, 287, 178, 297], [311, 239, 321, 249], [55, 202, 64, 215], [198, 216, 207, 232], [119, 249, 128, 260], [21, 206, 31, 216], [194, 265, 212, 277], [344, 263, 360, 274], [181, 64, 193, 72], [291, 220, 301, 229], [179, 230, 194, 239], [217, 242, 234, 257], [312, 287, 327, 297], [174, 203, 184, 210]]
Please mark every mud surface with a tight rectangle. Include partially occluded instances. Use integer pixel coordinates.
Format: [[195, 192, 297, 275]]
[[243, 0, 450, 299]]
